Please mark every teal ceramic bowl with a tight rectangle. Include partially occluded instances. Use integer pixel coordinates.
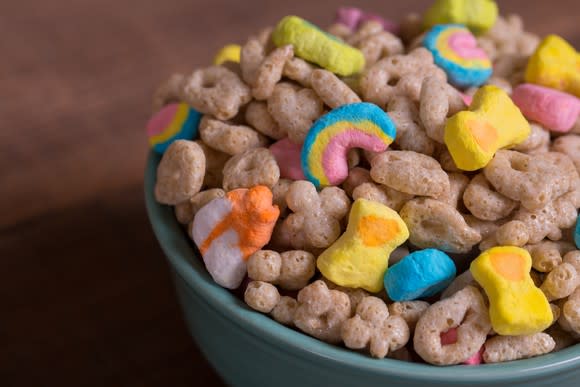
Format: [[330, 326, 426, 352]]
[[145, 152, 580, 387]]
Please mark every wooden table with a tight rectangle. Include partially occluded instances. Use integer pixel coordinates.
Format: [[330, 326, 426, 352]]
[[2, 0, 579, 385]]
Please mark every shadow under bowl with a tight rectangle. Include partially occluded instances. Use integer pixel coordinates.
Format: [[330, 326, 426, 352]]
[[144, 152, 580, 387]]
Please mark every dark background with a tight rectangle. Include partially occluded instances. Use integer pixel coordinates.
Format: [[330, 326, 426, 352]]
[[1, 0, 579, 386]]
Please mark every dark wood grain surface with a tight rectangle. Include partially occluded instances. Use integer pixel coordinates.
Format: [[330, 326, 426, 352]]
[[2, 1, 579, 386]]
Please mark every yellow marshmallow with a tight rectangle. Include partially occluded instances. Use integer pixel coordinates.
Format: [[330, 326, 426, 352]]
[[525, 34, 580, 98], [470, 246, 553, 336], [423, 0, 498, 35], [444, 85, 530, 171], [213, 44, 242, 65], [317, 199, 409, 293]]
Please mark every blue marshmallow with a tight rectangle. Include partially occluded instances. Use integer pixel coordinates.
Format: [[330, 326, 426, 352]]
[[574, 215, 579, 249], [384, 248, 457, 301]]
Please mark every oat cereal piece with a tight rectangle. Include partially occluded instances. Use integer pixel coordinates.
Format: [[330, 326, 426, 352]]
[[341, 296, 410, 358], [270, 296, 298, 326], [310, 69, 361, 108], [485, 76, 512, 94], [463, 215, 500, 241], [513, 123, 551, 154], [463, 174, 517, 221], [182, 66, 251, 120], [282, 57, 315, 88], [245, 101, 287, 140], [174, 188, 225, 224], [271, 178, 292, 216], [244, 281, 281, 313], [414, 286, 491, 365], [388, 301, 430, 333], [293, 280, 351, 343], [526, 241, 576, 272], [278, 250, 316, 290], [436, 146, 461, 172], [563, 251, 580, 274], [342, 167, 372, 196], [199, 116, 268, 156], [241, 38, 294, 100], [514, 193, 579, 244], [370, 151, 450, 199], [279, 181, 350, 251], [400, 198, 481, 253], [551, 303, 562, 325], [541, 263, 579, 301], [360, 48, 446, 107], [559, 287, 580, 336], [419, 76, 466, 143], [154, 140, 205, 205], [494, 220, 530, 247], [352, 182, 414, 212], [267, 83, 324, 144], [440, 173, 470, 209], [195, 141, 229, 188], [247, 250, 282, 283], [326, 23, 352, 40], [552, 135, 580, 173], [387, 96, 436, 156], [222, 148, 280, 191], [152, 73, 185, 112], [483, 333, 555, 363], [483, 150, 572, 211], [440, 270, 478, 299], [323, 278, 371, 315], [347, 21, 404, 67]]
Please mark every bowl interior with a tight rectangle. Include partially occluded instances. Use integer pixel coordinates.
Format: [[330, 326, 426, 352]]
[[145, 152, 580, 383]]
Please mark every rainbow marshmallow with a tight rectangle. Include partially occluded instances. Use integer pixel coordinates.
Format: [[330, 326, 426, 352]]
[[423, 24, 492, 88], [301, 102, 396, 188], [146, 103, 202, 154]]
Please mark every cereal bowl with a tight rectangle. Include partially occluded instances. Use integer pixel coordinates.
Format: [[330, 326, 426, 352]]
[[145, 152, 580, 387]]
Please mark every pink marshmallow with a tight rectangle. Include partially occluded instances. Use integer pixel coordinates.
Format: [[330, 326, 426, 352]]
[[512, 83, 580, 132], [440, 327, 483, 365], [269, 138, 305, 180], [460, 92, 473, 106], [335, 7, 362, 30]]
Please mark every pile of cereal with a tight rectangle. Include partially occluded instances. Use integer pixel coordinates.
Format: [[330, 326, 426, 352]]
[[149, 0, 580, 366]]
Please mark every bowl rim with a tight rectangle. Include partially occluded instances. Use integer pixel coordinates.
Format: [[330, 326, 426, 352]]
[[145, 151, 580, 383]]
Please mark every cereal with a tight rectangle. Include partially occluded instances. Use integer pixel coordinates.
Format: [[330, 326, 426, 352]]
[[341, 167, 372, 196], [439, 173, 469, 209], [483, 150, 573, 211], [191, 186, 279, 288], [267, 82, 324, 144], [310, 69, 361, 108], [540, 262, 579, 301], [293, 280, 351, 343], [352, 182, 414, 212], [244, 281, 281, 313], [301, 102, 396, 188], [483, 333, 556, 363], [154, 140, 205, 205], [419, 76, 466, 144], [152, 73, 185, 112], [370, 150, 450, 199], [174, 188, 225, 225], [195, 141, 229, 189], [422, 24, 492, 88], [388, 301, 430, 333], [146, 103, 202, 154], [384, 249, 456, 301], [512, 84, 580, 133], [199, 116, 268, 156], [341, 296, 410, 358], [463, 174, 517, 221], [222, 147, 280, 191], [182, 66, 251, 120], [245, 101, 287, 140], [399, 198, 481, 254], [272, 16, 365, 76], [360, 48, 446, 107], [413, 286, 491, 365], [470, 246, 553, 335], [439, 328, 484, 365], [335, 7, 399, 34], [214, 44, 242, 65], [526, 241, 576, 273], [423, 0, 498, 35], [494, 220, 530, 247], [440, 270, 477, 299], [270, 296, 298, 326], [559, 287, 580, 336], [347, 21, 404, 67], [387, 96, 436, 156], [247, 249, 316, 290], [279, 180, 350, 251], [317, 198, 409, 292], [282, 57, 314, 87], [525, 35, 580, 97], [513, 123, 550, 154], [444, 86, 530, 171], [552, 135, 580, 173], [563, 250, 580, 273]]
